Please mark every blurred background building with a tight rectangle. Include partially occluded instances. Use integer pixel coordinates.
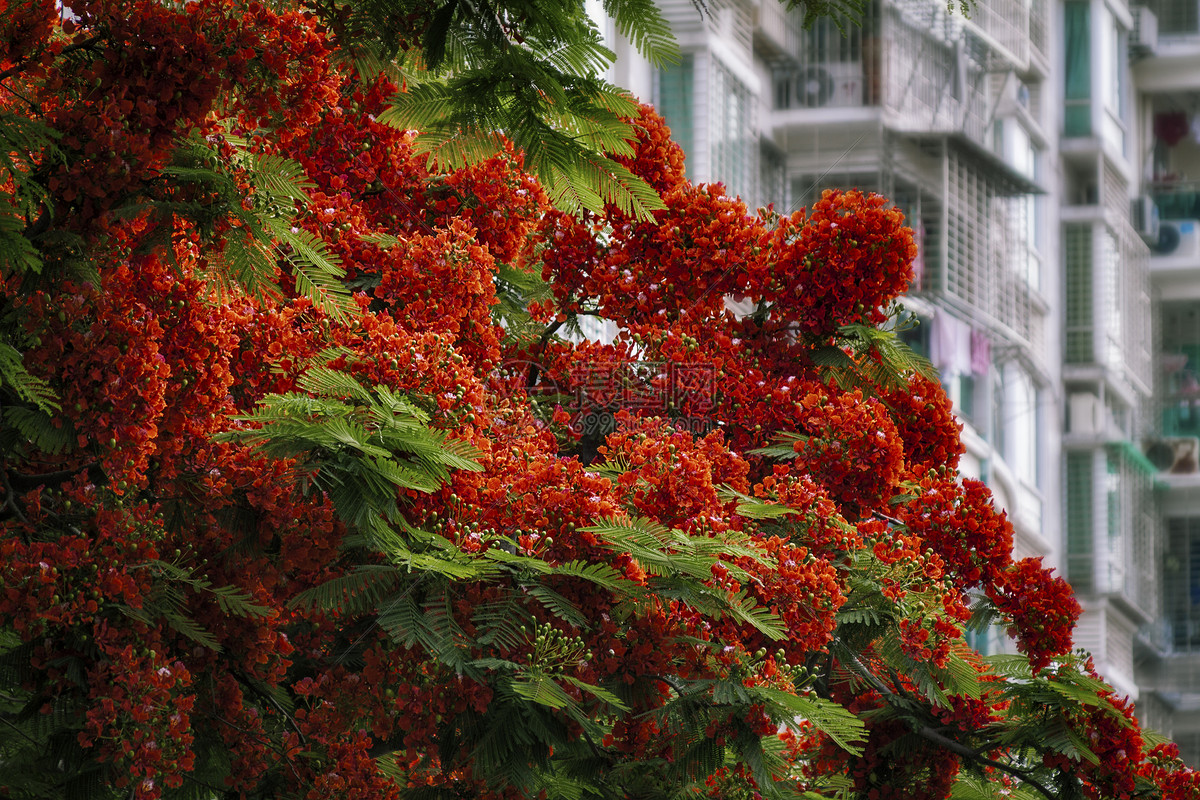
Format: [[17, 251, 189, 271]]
[[592, 0, 1200, 763]]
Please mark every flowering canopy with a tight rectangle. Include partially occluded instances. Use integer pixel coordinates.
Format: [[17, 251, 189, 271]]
[[0, 2, 1197, 800]]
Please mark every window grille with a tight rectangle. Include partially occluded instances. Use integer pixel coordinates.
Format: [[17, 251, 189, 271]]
[[1066, 450, 1096, 593], [946, 154, 990, 310], [1104, 220, 1152, 388], [758, 143, 787, 211], [711, 0, 754, 56], [773, 7, 875, 110], [1102, 228, 1123, 371], [1165, 518, 1200, 651], [964, 0, 1030, 68], [883, 6, 987, 139], [1144, 0, 1199, 36], [1029, 0, 1049, 67], [1065, 223, 1094, 364], [1158, 303, 1200, 438], [1102, 160, 1128, 222], [709, 57, 757, 202], [1104, 447, 1158, 614], [1065, 447, 1156, 613]]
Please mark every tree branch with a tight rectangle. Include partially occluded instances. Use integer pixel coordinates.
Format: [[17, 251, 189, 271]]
[[840, 649, 1059, 800], [526, 319, 565, 390], [0, 36, 105, 84], [0, 461, 31, 537], [8, 462, 100, 491]]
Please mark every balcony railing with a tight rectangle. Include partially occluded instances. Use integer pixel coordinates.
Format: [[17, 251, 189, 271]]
[[1150, 180, 1200, 221], [1144, 0, 1200, 36]]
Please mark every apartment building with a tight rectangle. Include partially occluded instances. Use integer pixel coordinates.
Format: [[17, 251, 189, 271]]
[[597, 0, 1200, 763]]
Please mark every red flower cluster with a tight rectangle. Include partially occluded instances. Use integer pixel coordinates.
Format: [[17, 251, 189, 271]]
[[987, 557, 1082, 673], [79, 646, 196, 799], [790, 386, 905, 515], [895, 471, 1014, 588], [0, 0, 56, 65], [1138, 744, 1200, 800], [751, 189, 916, 335], [880, 373, 964, 473]]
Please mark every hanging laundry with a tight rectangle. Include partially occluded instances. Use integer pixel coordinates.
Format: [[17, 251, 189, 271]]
[[930, 313, 972, 376], [1156, 111, 1190, 147], [970, 328, 992, 376]]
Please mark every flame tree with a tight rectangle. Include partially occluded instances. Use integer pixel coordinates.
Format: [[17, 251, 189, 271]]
[[0, 2, 1195, 799]]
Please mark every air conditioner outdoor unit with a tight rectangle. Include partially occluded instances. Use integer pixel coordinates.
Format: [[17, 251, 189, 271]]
[[1155, 219, 1200, 258], [1068, 392, 1103, 435], [1132, 196, 1160, 243], [794, 62, 864, 108], [1131, 6, 1158, 55], [1145, 436, 1200, 474]]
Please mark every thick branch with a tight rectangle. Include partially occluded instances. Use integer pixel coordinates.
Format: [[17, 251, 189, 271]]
[[8, 463, 101, 491], [526, 319, 565, 391], [0, 36, 105, 84], [840, 649, 1059, 800]]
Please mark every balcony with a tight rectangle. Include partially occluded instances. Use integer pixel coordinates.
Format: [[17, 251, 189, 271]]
[[754, 0, 802, 63], [1135, 3, 1200, 92], [769, 0, 1030, 148], [1147, 183, 1200, 294], [1144, 401, 1200, 488], [1152, 182, 1200, 220], [1148, 301, 1200, 487], [1145, 0, 1200, 38]]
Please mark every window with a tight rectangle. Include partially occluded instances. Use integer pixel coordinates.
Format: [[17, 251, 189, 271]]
[[1102, 228, 1123, 370], [1068, 448, 1156, 616], [1004, 366, 1039, 485], [1064, 2, 1091, 137], [710, 58, 756, 201], [1065, 451, 1095, 593], [1100, 8, 1128, 154], [657, 55, 695, 181], [1008, 194, 1041, 293], [1064, 223, 1094, 363], [1147, 0, 1200, 35], [1166, 518, 1200, 651], [758, 143, 787, 210]]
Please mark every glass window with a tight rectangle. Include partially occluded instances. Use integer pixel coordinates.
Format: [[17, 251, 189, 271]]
[[1064, 2, 1091, 137], [758, 144, 787, 210], [1100, 8, 1128, 153], [1064, 223, 1094, 363], [1005, 366, 1038, 484], [710, 58, 756, 201], [657, 55, 695, 181], [1065, 451, 1095, 593], [1166, 518, 1200, 651], [1102, 228, 1122, 369]]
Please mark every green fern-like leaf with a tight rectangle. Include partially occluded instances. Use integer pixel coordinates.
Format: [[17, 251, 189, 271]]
[[290, 564, 405, 613], [510, 673, 578, 710], [0, 343, 59, 414], [3, 406, 73, 454], [209, 585, 272, 619]]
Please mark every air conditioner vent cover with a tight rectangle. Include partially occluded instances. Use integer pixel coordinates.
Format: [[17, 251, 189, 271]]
[[1145, 437, 1200, 474]]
